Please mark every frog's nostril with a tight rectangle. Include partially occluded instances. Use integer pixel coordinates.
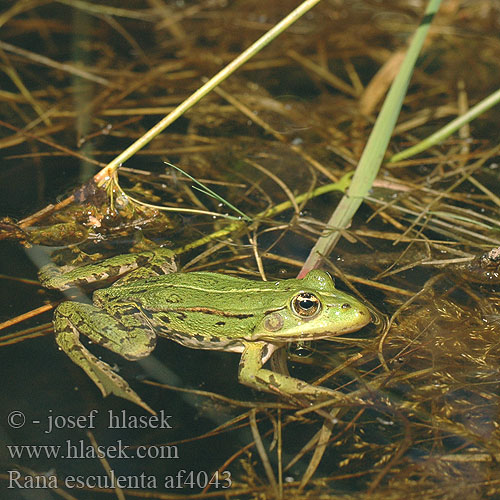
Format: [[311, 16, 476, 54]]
[[341, 303, 352, 309]]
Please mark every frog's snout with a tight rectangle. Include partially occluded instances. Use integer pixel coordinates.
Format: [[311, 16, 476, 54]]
[[358, 307, 372, 328], [341, 300, 371, 330]]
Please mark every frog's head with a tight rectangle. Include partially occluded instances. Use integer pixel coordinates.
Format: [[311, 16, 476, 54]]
[[251, 270, 370, 342]]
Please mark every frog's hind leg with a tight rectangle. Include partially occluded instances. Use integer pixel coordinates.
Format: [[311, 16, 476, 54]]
[[39, 248, 177, 290], [113, 248, 177, 284], [53, 301, 156, 413]]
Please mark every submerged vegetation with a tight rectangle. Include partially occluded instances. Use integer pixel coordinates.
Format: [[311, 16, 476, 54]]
[[1, 0, 500, 498]]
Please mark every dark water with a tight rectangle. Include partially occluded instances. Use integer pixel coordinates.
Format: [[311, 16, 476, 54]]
[[2, 1, 500, 499]]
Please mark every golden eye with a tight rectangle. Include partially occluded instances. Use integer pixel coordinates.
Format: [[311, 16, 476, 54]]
[[291, 292, 321, 318]]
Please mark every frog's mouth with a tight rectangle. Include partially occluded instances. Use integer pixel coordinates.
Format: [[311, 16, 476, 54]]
[[253, 311, 371, 342]]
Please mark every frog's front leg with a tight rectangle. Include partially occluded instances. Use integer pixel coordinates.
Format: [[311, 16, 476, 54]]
[[239, 342, 344, 404], [54, 301, 156, 413]]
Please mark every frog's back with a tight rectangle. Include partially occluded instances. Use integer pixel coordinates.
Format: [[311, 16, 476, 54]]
[[100, 270, 332, 311], [140, 272, 289, 312], [160, 271, 267, 291]]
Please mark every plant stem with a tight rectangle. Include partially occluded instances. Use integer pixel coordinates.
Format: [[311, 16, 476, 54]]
[[390, 87, 500, 162], [97, 0, 324, 185], [299, 0, 443, 277]]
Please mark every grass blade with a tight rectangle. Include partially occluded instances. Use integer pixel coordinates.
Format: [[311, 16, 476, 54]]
[[299, 0, 443, 276]]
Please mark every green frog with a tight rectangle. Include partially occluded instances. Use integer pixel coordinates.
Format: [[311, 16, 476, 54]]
[[39, 249, 370, 413]]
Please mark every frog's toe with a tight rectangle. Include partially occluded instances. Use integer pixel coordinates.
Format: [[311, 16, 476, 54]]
[[89, 360, 156, 415]]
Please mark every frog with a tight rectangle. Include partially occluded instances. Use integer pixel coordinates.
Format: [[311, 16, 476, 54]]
[[39, 248, 370, 413]]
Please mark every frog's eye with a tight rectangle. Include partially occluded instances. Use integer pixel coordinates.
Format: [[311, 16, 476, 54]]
[[291, 292, 321, 318]]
